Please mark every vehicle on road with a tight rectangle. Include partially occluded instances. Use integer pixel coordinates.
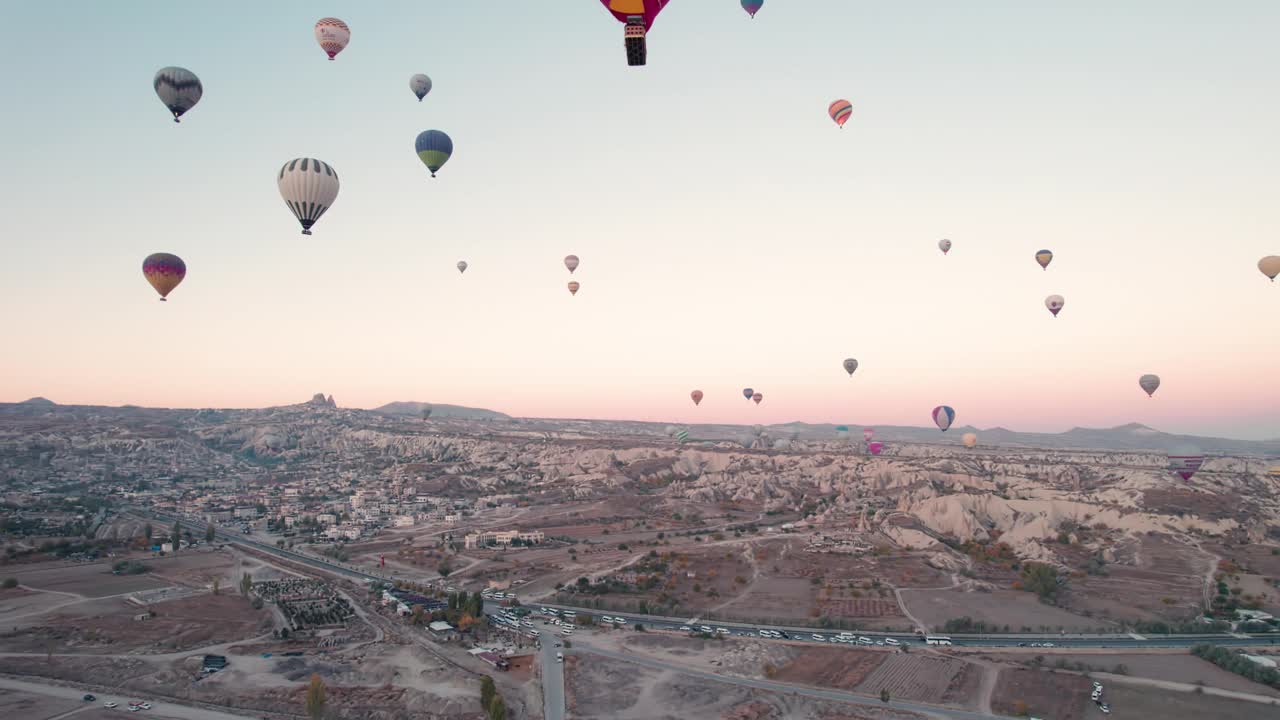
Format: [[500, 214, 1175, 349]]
[[104, 701, 118, 708], [556, 652, 563, 662], [680, 626, 691, 632], [885, 638, 900, 646], [84, 694, 96, 701], [857, 636, 873, 645], [811, 633, 824, 641], [925, 635, 953, 646]]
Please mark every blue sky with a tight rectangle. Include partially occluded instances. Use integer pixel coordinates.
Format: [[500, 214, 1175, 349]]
[[2, 1, 1278, 439]]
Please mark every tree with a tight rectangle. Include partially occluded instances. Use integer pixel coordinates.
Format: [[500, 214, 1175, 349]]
[[412, 605, 425, 626], [487, 696, 507, 720], [479, 675, 496, 711], [240, 572, 253, 597], [205, 523, 216, 542], [305, 673, 326, 719], [171, 521, 182, 553], [212, 578, 220, 595], [880, 688, 890, 703], [144, 523, 153, 541], [1019, 562, 1060, 602]]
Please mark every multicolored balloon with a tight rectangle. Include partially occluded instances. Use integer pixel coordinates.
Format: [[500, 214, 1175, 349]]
[[153, 67, 202, 123], [409, 74, 432, 101], [314, 18, 350, 60], [1045, 294, 1064, 317], [1139, 374, 1160, 397], [741, 0, 764, 18], [962, 432, 977, 449], [932, 405, 955, 432], [415, 130, 453, 177], [938, 239, 952, 255], [597, 0, 671, 30], [868, 441, 883, 456], [1169, 454, 1205, 481], [278, 158, 340, 235], [843, 358, 858, 376], [674, 429, 689, 443], [828, 99, 853, 128], [863, 428, 874, 442], [743, 388, 754, 401], [567, 281, 580, 296], [1260, 256, 1280, 282], [142, 253, 186, 301], [752, 392, 763, 405], [565, 255, 580, 274], [457, 261, 468, 274], [690, 390, 703, 406], [421, 404, 433, 420], [1035, 249, 1053, 270]]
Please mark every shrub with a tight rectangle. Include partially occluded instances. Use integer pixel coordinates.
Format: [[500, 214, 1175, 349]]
[[1, 578, 17, 589]]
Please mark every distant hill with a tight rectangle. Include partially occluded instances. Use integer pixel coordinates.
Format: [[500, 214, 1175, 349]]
[[373, 401, 510, 420], [19, 397, 56, 406]]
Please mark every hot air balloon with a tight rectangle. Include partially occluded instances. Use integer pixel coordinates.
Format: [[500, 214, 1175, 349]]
[[1045, 294, 1065, 317], [1035, 249, 1053, 270], [962, 432, 977, 449], [564, 255, 580, 274], [409, 74, 432, 101], [741, 0, 764, 17], [1139, 374, 1160, 397], [752, 425, 764, 436], [932, 405, 955, 432], [843, 358, 858, 376], [752, 392, 763, 405], [868, 441, 883, 455], [567, 281, 580, 296], [690, 390, 703, 406], [153, 67, 202, 123], [863, 428, 874, 442], [828, 99, 853, 128], [835, 425, 849, 433], [1168, 454, 1205, 481], [142, 253, 186, 301], [743, 388, 754, 401], [415, 130, 453, 177], [674, 429, 689, 443], [457, 261, 468, 274], [598, 0, 672, 66], [1260, 256, 1280, 282], [421, 404, 433, 420], [738, 434, 755, 449], [938, 239, 952, 255], [314, 18, 350, 60], [278, 158, 340, 235]]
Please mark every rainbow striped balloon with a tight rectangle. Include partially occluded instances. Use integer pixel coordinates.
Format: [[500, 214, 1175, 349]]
[[828, 99, 853, 128]]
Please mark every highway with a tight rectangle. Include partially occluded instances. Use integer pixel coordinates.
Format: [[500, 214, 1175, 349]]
[[140, 509, 1279, 651], [0, 675, 258, 720], [538, 633, 566, 720]]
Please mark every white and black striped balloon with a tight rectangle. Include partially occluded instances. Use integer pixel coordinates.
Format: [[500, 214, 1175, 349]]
[[153, 67, 202, 123], [277, 158, 340, 235]]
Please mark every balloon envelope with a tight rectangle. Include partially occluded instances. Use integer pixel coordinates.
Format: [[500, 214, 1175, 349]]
[[142, 253, 186, 300], [1139, 374, 1161, 397], [1260, 256, 1280, 281], [752, 392, 763, 405], [456, 261, 468, 274], [415, 130, 453, 177], [409, 74, 432, 101], [1045, 294, 1065, 317], [741, 0, 764, 17], [690, 390, 703, 406], [421, 405, 433, 419], [868, 441, 883, 455], [564, 255, 580, 273], [314, 17, 350, 60], [1168, 454, 1205, 481], [843, 358, 858, 376], [278, 158, 340, 235], [828, 99, 853, 128], [153, 67, 202, 123], [932, 405, 955, 432], [598, 0, 670, 30], [567, 281, 580, 296], [863, 428, 874, 442], [1035, 249, 1054, 270], [938, 239, 952, 254], [962, 432, 978, 448], [674, 429, 689, 443], [743, 388, 754, 400]]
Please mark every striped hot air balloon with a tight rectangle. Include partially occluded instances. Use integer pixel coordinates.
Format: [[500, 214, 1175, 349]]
[[674, 429, 689, 443], [741, 0, 764, 18], [415, 130, 453, 177], [314, 18, 350, 60], [1035, 249, 1054, 270], [828, 99, 853, 128], [752, 392, 763, 405], [142, 253, 186, 301], [932, 405, 955, 432], [278, 158, 340, 235], [153, 67, 202, 123], [565, 255, 580, 274], [1169, 455, 1205, 481], [567, 281, 580, 296]]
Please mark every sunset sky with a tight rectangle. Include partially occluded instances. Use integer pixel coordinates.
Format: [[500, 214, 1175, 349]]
[[1, 1, 1277, 439]]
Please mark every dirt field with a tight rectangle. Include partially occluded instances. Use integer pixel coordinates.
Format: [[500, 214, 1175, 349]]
[[990, 667, 1092, 720], [1061, 535, 1205, 622], [1100, 683, 1279, 720], [900, 587, 1103, 632], [12, 561, 170, 597], [772, 647, 887, 689], [856, 654, 980, 708], [985, 652, 1280, 698], [0, 686, 83, 719]]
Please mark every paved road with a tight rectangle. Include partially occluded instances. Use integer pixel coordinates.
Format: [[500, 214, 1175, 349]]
[[0, 676, 258, 720], [538, 634, 566, 720], [571, 639, 996, 720], [140, 509, 1280, 652]]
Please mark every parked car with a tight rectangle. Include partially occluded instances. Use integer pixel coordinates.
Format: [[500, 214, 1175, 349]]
[[83, 695, 96, 702], [104, 701, 118, 708]]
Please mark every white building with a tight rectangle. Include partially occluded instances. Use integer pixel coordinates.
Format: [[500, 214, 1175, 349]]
[[463, 529, 545, 550], [393, 515, 415, 528]]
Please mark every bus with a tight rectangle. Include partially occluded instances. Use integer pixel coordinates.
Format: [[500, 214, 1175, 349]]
[[925, 636, 953, 646]]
